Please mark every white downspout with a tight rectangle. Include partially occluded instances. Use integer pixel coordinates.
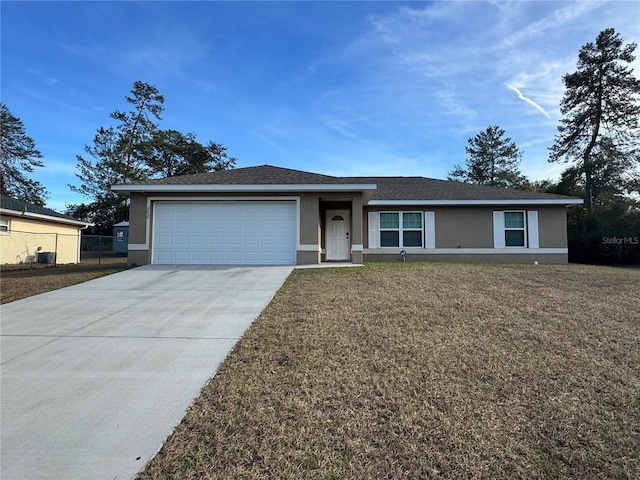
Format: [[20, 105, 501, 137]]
[[78, 225, 90, 263]]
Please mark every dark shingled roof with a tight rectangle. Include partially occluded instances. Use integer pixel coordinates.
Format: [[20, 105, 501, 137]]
[[115, 165, 580, 202], [1, 195, 88, 223], [123, 165, 350, 185], [354, 176, 576, 201]]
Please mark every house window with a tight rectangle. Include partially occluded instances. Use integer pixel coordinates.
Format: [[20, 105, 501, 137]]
[[0, 219, 9, 233], [379, 212, 423, 247], [504, 211, 526, 247]]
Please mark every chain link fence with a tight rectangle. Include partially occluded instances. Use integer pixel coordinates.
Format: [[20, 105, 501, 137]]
[[0, 231, 125, 270]]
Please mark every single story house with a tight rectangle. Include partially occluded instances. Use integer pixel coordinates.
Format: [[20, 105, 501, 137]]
[[112, 165, 582, 266], [0, 195, 93, 265]]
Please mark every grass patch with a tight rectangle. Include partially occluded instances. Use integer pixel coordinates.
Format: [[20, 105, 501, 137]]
[[139, 263, 639, 479], [0, 257, 129, 304]]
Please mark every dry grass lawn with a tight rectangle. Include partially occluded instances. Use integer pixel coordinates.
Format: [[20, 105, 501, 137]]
[[138, 263, 640, 480], [0, 256, 128, 304]]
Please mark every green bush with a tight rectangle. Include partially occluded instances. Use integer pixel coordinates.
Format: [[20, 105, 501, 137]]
[[568, 207, 640, 265]]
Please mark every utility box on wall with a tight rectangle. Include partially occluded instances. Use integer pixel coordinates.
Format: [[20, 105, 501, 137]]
[[113, 221, 129, 255]]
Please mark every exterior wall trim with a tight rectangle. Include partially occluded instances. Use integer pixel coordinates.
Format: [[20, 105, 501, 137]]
[[351, 244, 364, 252], [364, 248, 568, 255], [368, 199, 583, 206], [298, 244, 321, 252]]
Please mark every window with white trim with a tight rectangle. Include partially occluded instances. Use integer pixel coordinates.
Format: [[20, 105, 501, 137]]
[[504, 211, 526, 247], [0, 218, 9, 233], [379, 212, 423, 247]]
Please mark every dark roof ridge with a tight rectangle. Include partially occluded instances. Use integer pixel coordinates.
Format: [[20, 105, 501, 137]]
[[0, 195, 87, 223], [252, 164, 339, 179]]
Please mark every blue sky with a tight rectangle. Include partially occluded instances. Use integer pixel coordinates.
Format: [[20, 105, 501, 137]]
[[2, 1, 639, 212]]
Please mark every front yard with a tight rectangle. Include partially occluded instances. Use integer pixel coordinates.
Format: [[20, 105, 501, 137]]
[[0, 256, 128, 304], [137, 263, 640, 479]]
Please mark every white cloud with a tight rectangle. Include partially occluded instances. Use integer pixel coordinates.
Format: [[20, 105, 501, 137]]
[[26, 68, 59, 86], [497, 0, 606, 49], [436, 90, 476, 118]]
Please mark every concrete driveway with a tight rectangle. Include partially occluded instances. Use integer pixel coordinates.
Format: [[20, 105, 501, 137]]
[[0, 264, 293, 480]]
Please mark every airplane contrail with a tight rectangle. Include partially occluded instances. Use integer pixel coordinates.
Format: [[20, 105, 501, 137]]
[[505, 83, 551, 119]]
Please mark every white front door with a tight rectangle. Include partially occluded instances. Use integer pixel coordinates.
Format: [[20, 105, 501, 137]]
[[326, 210, 350, 261]]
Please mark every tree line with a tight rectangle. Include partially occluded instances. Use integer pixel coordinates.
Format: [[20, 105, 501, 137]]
[[1, 28, 638, 263], [1, 81, 236, 233]]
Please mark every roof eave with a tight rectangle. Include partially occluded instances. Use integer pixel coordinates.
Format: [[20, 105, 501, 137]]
[[0, 208, 94, 227]]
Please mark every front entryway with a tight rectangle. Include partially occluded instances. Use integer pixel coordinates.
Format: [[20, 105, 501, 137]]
[[325, 209, 350, 261]]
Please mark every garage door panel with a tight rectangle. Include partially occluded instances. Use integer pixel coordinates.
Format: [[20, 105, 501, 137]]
[[243, 252, 259, 263], [209, 235, 223, 245], [261, 235, 276, 246], [192, 251, 206, 261], [261, 252, 276, 262], [278, 253, 295, 262], [153, 201, 296, 265], [175, 236, 190, 245], [227, 235, 241, 245], [227, 219, 242, 229], [225, 251, 241, 262], [174, 205, 190, 214], [156, 251, 172, 262], [244, 236, 259, 246], [208, 251, 223, 262], [174, 251, 189, 262]]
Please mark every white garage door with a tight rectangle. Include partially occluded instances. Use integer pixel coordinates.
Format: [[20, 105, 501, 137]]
[[153, 201, 296, 265]]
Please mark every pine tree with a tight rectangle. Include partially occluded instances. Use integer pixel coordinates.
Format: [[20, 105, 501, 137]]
[[448, 125, 525, 188], [0, 102, 48, 205], [549, 28, 640, 213], [70, 81, 164, 230], [145, 130, 237, 178]]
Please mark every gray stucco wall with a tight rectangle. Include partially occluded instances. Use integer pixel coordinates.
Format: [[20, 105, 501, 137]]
[[363, 205, 570, 249], [434, 207, 493, 248], [538, 206, 568, 248], [299, 194, 320, 246], [128, 193, 148, 245]]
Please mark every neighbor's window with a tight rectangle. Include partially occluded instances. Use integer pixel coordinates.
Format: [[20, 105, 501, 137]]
[[379, 212, 423, 248], [504, 211, 526, 247], [0, 219, 9, 233]]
